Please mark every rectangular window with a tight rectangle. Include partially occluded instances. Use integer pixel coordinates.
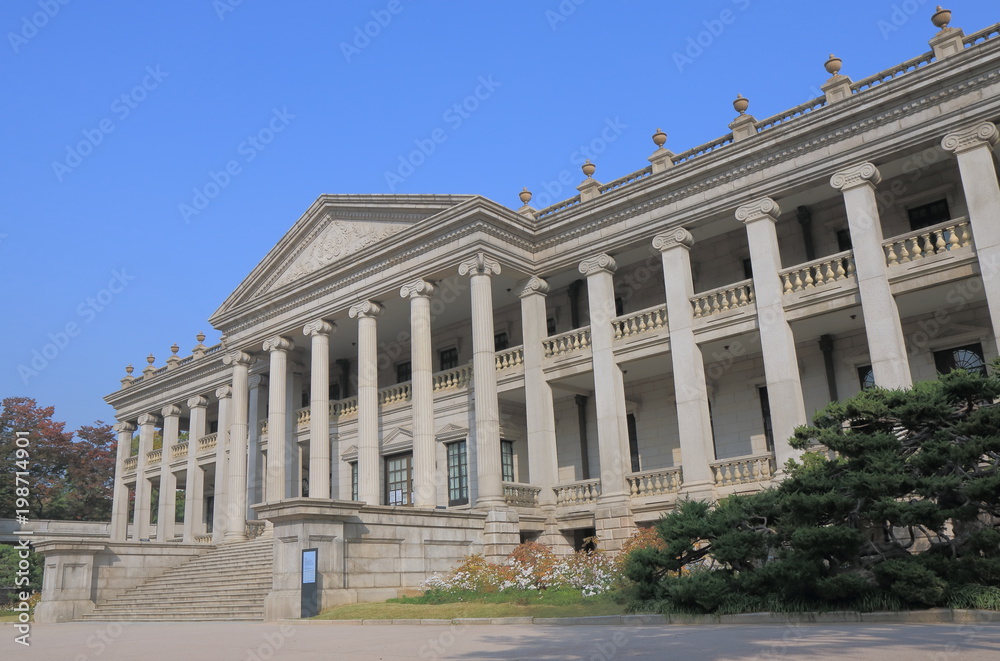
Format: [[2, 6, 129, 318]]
[[836, 229, 853, 252], [501, 440, 515, 483], [350, 462, 358, 502], [758, 386, 774, 453], [439, 347, 459, 371], [626, 413, 641, 473], [384, 453, 413, 506], [447, 441, 469, 506], [546, 317, 557, 336], [908, 199, 950, 231], [494, 332, 509, 352], [933, 342, 987, 377], [857, 365, 875, 390], [396, 361, 411, 384], [614, 296, 625, 317], [742, 258, 754, 280], [329, 383, 341, 402]]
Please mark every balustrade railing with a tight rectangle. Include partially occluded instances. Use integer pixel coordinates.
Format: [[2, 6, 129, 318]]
[[613, 305, 667, 339], [495, 346, 524, 371], [536, 195, 582, 219], [627, 467, 683, 497], [295, 406, 310, 428], [883, 218, 972, 266], [432, 364, 473, 391], [503, 482, 541, 508], [691, 280, 754, 318], [245, 521, 267, 540], [781, 250, 855, 294], [170, 442, 188, 459], [197, 433, 218, 451], [193, 534, 213, 544], [851, 49, 936, 92], [147, 449, 162, 465], [543, 327, 591, 357], [379, 382, 412, 405], [332, 397, 359, 416], [123, 456, 138, 471], [598, 166, 652, 194], [554, 478, 601, 505], [711, 453, 775, 487]]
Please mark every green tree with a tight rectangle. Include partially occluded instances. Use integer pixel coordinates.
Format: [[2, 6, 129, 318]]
[[0, 544, 43, 605], [625, 362, 1000, 612]]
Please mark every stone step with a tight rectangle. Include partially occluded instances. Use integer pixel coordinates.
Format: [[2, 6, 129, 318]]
[[83, 538, 274, 622]]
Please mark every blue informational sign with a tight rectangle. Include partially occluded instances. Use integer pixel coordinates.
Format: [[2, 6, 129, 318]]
[[302, 549, 317, 584]]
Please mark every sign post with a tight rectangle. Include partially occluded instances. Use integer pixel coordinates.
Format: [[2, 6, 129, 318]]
[[301, 548, 318, 618]]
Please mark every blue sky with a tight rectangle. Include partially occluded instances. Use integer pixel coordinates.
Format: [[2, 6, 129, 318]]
[[2, 0, 996, 432]]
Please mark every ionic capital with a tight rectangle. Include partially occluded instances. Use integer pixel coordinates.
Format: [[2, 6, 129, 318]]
[[349, 300, 383, 319], [222, 350, 256, 368], [215, 385, 233, 400], [186, 395, 209, 410], [735, 197, 781, 225], [262, 335, 295, 353], [458, 252, 502, 278], [161, 404, 182, 418], [941, 122, 999, 155], [248, 374, 269, 389], [579, 253, 617, 276], [400, 278, 437, 300], [137, 413, 161, 427], [303, 320, 335, 337], [652, 228, 695, 252], [113, 421, 136, 434], [517, 275, 550, 298], [830, 162, 881, 192]]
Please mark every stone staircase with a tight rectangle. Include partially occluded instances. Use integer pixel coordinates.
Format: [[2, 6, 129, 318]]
[[80, 538, 273, 621]]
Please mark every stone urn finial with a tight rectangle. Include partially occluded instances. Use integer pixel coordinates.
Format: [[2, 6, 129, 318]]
[[196, 331, 206, 344], [932, 6, 951, 29], [824, 54, 843, 76], [582, 160, 596, 178], [733, 94, 750, 115], [652, 128, 667, 148], [170, 343, 180, 355], [519, 187, 532, 205], [146, 353, 155, 366], [125, 364, 134, 376]]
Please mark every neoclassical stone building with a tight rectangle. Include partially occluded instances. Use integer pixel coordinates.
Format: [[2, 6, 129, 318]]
[[35, 10, 1000, 621]]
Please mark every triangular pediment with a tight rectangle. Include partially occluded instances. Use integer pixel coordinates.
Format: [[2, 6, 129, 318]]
[[212, 195, 474, 321], [340, 444, 358, 460], [436, 423, 469, 442], [381, 426, 413, 447]]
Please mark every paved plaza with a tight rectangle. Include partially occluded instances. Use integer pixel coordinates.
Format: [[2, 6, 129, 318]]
[[3, 621, 1000, 660]]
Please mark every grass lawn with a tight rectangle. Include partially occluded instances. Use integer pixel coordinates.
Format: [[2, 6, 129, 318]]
[[314, 589, 635, 620], [0, 611, 27, 623]]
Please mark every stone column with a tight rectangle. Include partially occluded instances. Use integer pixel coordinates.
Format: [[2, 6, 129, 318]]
[[400, 280, 438, 508], [942, 123, 1000, 350], [110, 421, 136, 541], [247, 374, 268, 509], [286, 364, 303, 498], [579, 253, 630, 502], [212, 385, 232, 544], [831, 163, 912, 389], [183, 396, 208, 542], [156, 404, 181, 541], [653, 230, 715, 497], [134, 412, 160, 540], [736, 198, 808, 468], [349, 301, 383, 505], [304, 320, 335, 499], [263, 336, 294, 502], [222, 351, 254, 543], [518, 276, 559, 507], [459, 253, 505, 508]]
